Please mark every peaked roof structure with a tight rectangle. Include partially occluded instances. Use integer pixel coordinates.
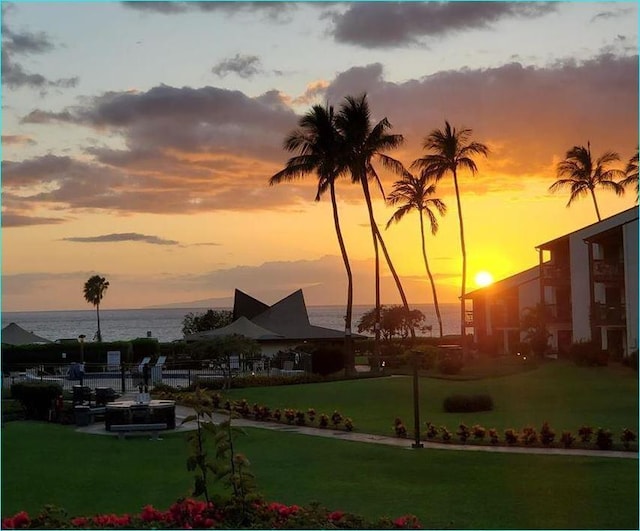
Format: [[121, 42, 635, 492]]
[[185, 316, 284, 341], [1, 322, 52, 345], [233, 290, 270, 321]]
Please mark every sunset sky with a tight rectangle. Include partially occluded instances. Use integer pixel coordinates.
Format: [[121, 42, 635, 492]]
[[2, 1, 638, 312]]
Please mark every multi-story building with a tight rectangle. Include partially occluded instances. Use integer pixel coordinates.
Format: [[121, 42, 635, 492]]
[[466, 207, 638, 358]]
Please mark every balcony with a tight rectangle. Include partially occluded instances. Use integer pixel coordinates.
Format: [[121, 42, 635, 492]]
[[591, 303, 626, 326], [592, 260, 623, 281], [544, 303, 572, 323], [541, 265, 570, 285]]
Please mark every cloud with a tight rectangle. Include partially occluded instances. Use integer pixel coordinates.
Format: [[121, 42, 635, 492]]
[[331, 2, 557, 48], [591, 7, 634, 22], [1, 213, 68, 227], [212, 54, 262, 79], [61, 233, 180, 245], [122, 1, 296, 21], [2, 134, 35, 146], [1, 13, 79, 90]]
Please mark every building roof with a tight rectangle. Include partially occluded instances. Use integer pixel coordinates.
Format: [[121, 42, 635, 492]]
[[464, 265, 539, 299], [232, 290, 270, 321], [185, 316, 284, 341], [536, 207, 638, 249], [1, 322, 52, 345]]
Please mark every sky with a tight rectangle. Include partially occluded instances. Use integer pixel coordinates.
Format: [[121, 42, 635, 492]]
[[1, 1, 638, 312]]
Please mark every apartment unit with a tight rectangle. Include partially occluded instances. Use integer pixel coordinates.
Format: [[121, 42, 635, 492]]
[[466, 207, 638, 358]]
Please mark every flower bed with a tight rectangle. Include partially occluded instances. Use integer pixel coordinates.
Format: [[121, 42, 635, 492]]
[[2, 498, 422, 529]]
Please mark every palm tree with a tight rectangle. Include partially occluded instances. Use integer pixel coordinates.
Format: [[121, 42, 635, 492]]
[[336, 94, 415, 367], [620, 149, 639, 202], [549, 142, 625, 221], [83, 275, 109, 342], [413, 121, 489, 353], [269, 104, 356, 374], [386, 172, 447, 337]]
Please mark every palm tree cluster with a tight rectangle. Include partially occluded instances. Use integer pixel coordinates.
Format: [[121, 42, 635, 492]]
[[271, 94, 636, 369], [549, 143, 638, 220], [270, 94, 489, 368]]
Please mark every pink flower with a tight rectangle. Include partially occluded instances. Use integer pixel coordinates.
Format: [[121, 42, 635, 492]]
[[328, 510, 345, 521], [71, 517, 88, 527]]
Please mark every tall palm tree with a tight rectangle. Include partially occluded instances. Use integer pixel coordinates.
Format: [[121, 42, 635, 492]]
[[386, 172, 447, 337], [413, 121, 489, 353], [83, 275, 109, 342], [269, 104, 356, 374], [336, 94, 415, 367], [620, 149, 639, 202], [549, 142, 625, 221]]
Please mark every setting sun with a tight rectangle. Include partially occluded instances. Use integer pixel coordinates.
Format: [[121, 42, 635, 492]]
[[475, 271, 494, 287]]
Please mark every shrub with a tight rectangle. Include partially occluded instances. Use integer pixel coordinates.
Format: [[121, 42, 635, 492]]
[[621, 428, 636, 450], [438, 356, 463, 375], [10, 382, 63, 420], [425, 422, 438, 439], [570, 340, 608, 366], [540, 422, 555, 446], [440, 426, 452, 442], [488, 428, 499, 445], [331, 411, 343, 428], [307, 408, 316, 423], [521, 426, 537, 445], [443, 394, 493, 413], [504, 429, 519, 445], [578, 425, 593, 443], [472, 424, 486, 440], [344, 418, 354, 432], [272, 409, 282, 422], [319, 414, 329, 428], [560, 431, 575, 448], [595, 428, 613, 450], [295, 410, 306, 426], [310, 344, 345, 376], [284, 409, 296, 424], [457, 423, 470, 443], [393, 418, 407, 438]]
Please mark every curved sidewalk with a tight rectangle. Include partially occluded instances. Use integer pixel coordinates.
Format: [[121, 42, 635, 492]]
[[173, 405, 638, 460]]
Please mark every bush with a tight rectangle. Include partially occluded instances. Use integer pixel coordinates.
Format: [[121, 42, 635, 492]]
[[560, 431, 575, 448], [570, 341, 608, 366], [595, 428, 613, 450], [443, 394, 493, 413], [621, 428, 636, 450], [393, 418, 407, 438], [425, 422, 438, 439], [504, 429, 519, 445], [578, 425, 593, 443], [521, 426, 537, 445], [488, 428, 499, 445], [457, 423, 470, 443], [10, 382, 63, 420], [540, 422, 555, 446], [309, 344, 345, 376], [438, 356, 463, 375], [472, 424, 486, 440]]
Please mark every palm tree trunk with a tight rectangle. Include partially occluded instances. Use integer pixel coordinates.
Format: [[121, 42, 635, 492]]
[[372, 222, 416, 341], [590, 188, 602, 221], [361, 177, 382, 371], [419, 211, 444, 337], [96, 303, 102, 342], [452, 169, 467, 355], [330, 182, 355, 375]]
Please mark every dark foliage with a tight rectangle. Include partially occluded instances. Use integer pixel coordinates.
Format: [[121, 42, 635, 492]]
[[10, 382, 62, 420]]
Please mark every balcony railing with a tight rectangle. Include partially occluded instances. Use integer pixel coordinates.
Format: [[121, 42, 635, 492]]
[[592, 260, 623, 280], [541, 265, 570, 284], [591, 303, 626, 325]]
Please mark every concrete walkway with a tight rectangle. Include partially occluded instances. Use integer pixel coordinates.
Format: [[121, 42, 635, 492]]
[[77, 397, 637, 460]]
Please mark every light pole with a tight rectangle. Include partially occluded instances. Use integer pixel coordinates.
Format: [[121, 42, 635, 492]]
[[78, 334, 86, 363], [411, 350, 424, 449]]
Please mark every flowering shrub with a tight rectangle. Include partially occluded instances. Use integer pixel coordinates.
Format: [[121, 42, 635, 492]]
[[319, 414, 329, 428], [425, 422, 438, 440], [488, 428, 499, 445], [393, 418, 407, 438], [344, 417, 354, 431], [621, 428, 636, 450], [578, 425, 593, 443], [595, 428, 613, 450], [440, 426, 452, 442], [2, 499, 423, 529], [560, 431, 575, 448], [284, 409, 296, 424], [521, 426, 537, 445], [472, 424, 486, 440], [540, 422, 555, 446], [331, 411, 343, 428], [504, 429, 519, 445], [307, 408, 316, 423], [272, 409, 282, 422], [457, 424, 470, 443], [295, 410, 306, 426]]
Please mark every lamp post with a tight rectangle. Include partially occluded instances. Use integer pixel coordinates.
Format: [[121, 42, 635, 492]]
[[78, 334, 86, 363], [411, 350, 424, 449]]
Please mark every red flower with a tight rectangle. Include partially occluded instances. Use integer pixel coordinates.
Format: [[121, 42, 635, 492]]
[[328, 510, 345, 521], [71, 517, 88, 527]]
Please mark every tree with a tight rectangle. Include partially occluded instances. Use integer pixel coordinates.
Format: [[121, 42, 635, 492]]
[[386, 172, 447, 337], [182, 309, 233, 335], [549, 142, 625, 221], [336, 94, 416, 369], [620, 149, 639, 202], [269, 104, 356, 375], [413, 121, 489, 355], [520, 304, 551, 358], [83, 275, 109, 342], [357, 305, 425, 342]]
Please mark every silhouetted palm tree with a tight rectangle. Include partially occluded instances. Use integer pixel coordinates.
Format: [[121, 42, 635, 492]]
[[386, 172, 447, 337], [620, 149, 639, 202], [549, 142, 625, 221], [413, 121, 489, 352], [336, 94, 415, 366], [269, 104, 356, 374], [83, 275, 109, 342]]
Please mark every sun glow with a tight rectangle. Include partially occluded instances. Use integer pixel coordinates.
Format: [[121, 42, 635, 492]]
[[475, 271, 494, 287]]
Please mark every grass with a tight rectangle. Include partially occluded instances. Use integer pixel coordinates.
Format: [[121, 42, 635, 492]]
[[222, 361, 639, 438], [2, 421, 638, 529]]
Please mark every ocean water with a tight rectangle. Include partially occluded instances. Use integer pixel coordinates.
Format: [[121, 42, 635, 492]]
[[1, 304, 461, 343]]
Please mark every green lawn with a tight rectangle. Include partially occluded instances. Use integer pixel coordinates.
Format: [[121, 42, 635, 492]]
[[223, 361, 639, 437], [2, 422, 637, 529]]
